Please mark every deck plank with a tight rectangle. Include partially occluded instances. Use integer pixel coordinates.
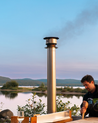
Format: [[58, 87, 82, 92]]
[[66, 117, 98, 123]]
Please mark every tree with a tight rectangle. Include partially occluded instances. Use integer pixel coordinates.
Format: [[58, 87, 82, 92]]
[[40, 83, 45, 88], [1, 80, 18, 89]]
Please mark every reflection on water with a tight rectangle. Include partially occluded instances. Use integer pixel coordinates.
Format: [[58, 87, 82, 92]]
[[0, 91, 83, 116], [0, 91, 84, 99], [1, 91, 18, 99], [60, 94, 84, 99], [36, 92, 84, 98], [35, 93, 47, 97]]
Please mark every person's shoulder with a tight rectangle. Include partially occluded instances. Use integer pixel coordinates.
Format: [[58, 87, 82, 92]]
[[83, 92, 89, 100], [84, 92, 89, 97], [95, 84, 98, 88], [95, 84, 98, 92]]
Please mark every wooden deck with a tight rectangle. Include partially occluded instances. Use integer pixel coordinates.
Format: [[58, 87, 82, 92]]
[[67, 116, 98, 123], [11, 114, 98, 123]]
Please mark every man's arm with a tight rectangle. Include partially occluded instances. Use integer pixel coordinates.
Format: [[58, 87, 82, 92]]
[[80, 101, 88, 115]]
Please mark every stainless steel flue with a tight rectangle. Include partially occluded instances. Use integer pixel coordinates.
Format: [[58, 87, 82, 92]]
[[44, 37, 59, 113]]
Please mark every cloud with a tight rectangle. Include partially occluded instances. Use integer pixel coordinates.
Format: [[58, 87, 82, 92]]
[[54, 6, 98, 45]]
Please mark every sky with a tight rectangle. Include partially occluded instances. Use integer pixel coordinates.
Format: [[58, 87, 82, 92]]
[[0, 0, 98, 80]]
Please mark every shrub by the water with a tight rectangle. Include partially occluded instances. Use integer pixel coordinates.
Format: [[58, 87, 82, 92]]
[[18, 93, 46, 117], [56, 96, 80, 116], [57, 86, 87, 93], [1, 80, 18, 89], [81, 89, 88, 93], [18, 93, 80, 117], [32, 82, 47, 92]]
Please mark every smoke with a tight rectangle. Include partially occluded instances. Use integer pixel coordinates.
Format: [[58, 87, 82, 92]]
[[54, 6, 98, 45]]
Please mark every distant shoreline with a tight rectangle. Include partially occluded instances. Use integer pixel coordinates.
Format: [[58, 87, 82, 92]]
[[0, 88, 85, 95], [32, 91, 85, 95]]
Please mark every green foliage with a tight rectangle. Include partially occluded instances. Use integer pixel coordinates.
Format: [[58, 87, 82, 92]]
[[18, 94, 80, 117], [70, 104, 80, 116], [17, 93, 46, 117], [56, 97, 80, 116], [40, 82, 45, 88], [57, 86, 87, 94], [74, 88, 82, 92], [93, 98, 98, 104], [61, 89, 67, 92], [56, 97, 70, 112], [1, 80, 18, 89], [63, 86, 74, 92], [81, 89, 88, 93], [57, 87, 74, 93], [32, 83, 47, 92]]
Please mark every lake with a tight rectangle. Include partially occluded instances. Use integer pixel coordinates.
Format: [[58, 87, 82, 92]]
[[0, 90, 83, 116]]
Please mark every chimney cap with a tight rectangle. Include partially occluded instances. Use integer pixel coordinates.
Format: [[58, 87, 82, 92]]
[[44, 37, 59, 40]]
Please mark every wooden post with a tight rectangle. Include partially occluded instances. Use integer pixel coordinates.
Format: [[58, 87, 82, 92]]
[[11, 116, 29, 123], [11, 116, 18, 123], [31, 116, 37, 123]]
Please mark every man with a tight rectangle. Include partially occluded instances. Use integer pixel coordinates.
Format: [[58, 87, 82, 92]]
[[80, 75, 98, 117]]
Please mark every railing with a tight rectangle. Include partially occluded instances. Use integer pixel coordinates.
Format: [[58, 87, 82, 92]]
[[11, 110, 73, 123]]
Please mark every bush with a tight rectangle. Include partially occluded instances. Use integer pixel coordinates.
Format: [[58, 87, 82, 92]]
[[56, 97, 80, 116], [1, 80, 18, 89], [61, 89, 67, 92], [39, 83, 45, 88], [17, 93, 46, 117], [81, 89, 88, 93], [64, 86, 74, 92], [18, 94, 80, 117], [74, 88, 82, 92], [32, 83, 47, 92], [56, 97, 70, 112]]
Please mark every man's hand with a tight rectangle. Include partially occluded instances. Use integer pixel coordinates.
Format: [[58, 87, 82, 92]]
[[80, 101, 88, 114], [83, 101, 88, 109]]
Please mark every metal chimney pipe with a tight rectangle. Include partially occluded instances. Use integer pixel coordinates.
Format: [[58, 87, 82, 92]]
[[44, 37, 59, 114]]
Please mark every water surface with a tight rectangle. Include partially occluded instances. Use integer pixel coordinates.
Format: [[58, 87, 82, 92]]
[[0, 91, 83, 116]]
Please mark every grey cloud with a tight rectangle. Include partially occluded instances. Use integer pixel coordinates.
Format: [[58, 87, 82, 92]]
[[53, 6, 98, 45]]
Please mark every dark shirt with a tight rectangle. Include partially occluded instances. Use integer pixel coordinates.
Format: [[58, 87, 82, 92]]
[[81, 84, 98, 117]]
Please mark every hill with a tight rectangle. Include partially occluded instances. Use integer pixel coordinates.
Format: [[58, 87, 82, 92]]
[[37, 79, 82, 86], [0, 76, 98, 86], [0, 76, 11, 85], [0, 77, 46, 86], [14, 79, 44, 86]]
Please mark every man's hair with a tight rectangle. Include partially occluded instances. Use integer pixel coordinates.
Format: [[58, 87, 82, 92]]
[[81, 75, 95, 84]]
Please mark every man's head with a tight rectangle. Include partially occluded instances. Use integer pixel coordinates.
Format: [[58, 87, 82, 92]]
[[81, 75, 95, 93], [81, 75, 95, 84]]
